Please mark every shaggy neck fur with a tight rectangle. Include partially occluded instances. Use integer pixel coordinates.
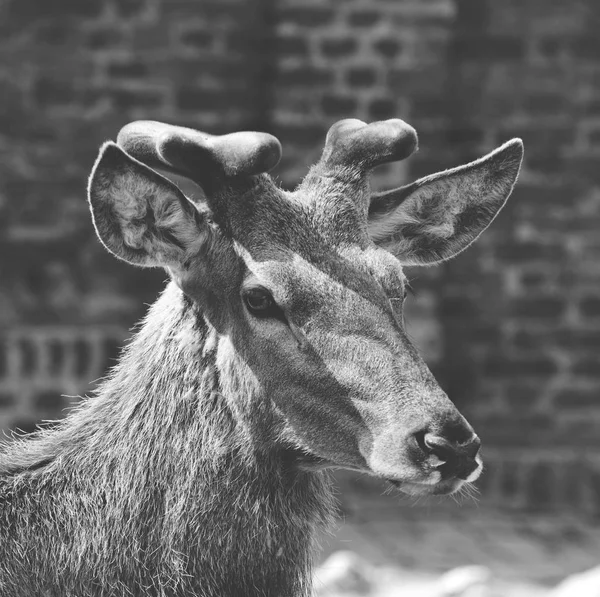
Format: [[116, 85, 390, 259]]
[[0, 283, 334, 597]]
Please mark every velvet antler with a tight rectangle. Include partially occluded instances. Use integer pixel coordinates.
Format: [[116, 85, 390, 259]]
[[116, 120, 282, 189], [318, 118, 418, 177]]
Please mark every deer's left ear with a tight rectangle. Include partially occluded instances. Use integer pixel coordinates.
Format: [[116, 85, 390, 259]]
[[88, 142, 208, 269], [367, 139, 523, 266]]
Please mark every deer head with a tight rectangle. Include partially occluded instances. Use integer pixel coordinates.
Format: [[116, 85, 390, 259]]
[[88, 119, 523, 497]]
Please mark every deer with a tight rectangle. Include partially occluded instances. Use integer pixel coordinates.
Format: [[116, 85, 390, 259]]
[[0, 118, 523, 597]]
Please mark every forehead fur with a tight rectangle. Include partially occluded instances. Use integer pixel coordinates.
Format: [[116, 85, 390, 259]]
[[236, 242, 406, 329], [219, 172, 374, 263]]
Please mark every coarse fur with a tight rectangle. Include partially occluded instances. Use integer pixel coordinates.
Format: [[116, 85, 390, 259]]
[[0, 286, 334, 597], [0, 119, 523, 597]]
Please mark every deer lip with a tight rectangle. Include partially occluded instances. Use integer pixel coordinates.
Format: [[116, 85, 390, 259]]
[[386, 477, 465, 496]]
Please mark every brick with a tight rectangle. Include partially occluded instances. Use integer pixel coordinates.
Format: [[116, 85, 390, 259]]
[[35, 21, 74, 46], [388, 67, 447, 96], [224, 30, 264, 57], [103, 337, 123, 366], [455, 0, 488, 30], [476, 414, 554, 444], [368, 98, 397, 121], [572, 358, 600, 378], [278, 66, 332, 88], [526, 462, 556, 509], [85, 29, 126, 50], [525, 149, 564, 176], [589, 467, 600, 517], [278, 6, 334, 27], [34, 76, 77, 107], [347, 9, 380, 27], [197, 1, 244, 22], [512, 330, 547, 351], [48, 339, 66, 374], [108, 60, 148, 79], [580, 97, 600, 117], [556, 329, 600, 350], [517, 270, 553, 292], [585, 127, 600, 148], [321, 94, 358, 117], [411, 96, 450, 119], [499, 462, 521, 500], [511, 297, 566, 319], [114, 0, 147, 17], [8, 0, 102, 19], [320, 37, 357, 59], [574, 36, 600, 60], [33, 391, 64, 411], [0, 340, 6, 380], [555, 388, 600, 409], [180, 29, 215, 51], [568, 156, 600, 186], [439, 297, 479, 318], [580, 296, 600, 318], [276, 35, 309, 57], [503, 381, 542, 411], [523, 91, 567, 116], [110, 88, 165, 111], [176, 87, 246, 111], [496, 242, 564, 263], [445, 125, 485, 146], [563, 462, 585, 509], [74, 339, 92, 378], [19, 339, 37, 377], [346, 67, 377, 88], [535, 36, 568, 61], [373, 38, 403, 59], [274, 123, 324, 147], [453, 35, 525, 62], [0, 392, 15, 408], [483, 355, 558, 378], [132, 25, 170, 51]]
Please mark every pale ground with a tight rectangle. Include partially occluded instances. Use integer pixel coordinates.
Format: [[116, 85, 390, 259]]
[[314, 472, 600, 596]]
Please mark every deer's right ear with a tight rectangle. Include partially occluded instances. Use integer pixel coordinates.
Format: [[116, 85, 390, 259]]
[[88, 142, 208, 268], [367, 139, 523, 266]]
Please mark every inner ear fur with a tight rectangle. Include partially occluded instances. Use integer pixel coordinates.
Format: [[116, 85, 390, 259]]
[[368, 139, 523, 266], [88, 142, 208, 268]]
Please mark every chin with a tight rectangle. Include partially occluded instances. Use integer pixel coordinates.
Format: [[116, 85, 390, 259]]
[[388, 477, 467, 497]]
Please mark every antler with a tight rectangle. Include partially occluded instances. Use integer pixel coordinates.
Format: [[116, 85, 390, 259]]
[[116, 120, 282, 188], [318, 118, 418, 177]]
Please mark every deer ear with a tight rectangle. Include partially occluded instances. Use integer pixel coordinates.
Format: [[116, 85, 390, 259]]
[[367, 139, 523, 265], [88, 142, 208, 268]]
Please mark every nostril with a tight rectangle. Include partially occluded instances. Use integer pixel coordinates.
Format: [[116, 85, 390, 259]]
[[422, 434, 454, 461], [420, 432, 482, 480], [413, 429, 428, 453]]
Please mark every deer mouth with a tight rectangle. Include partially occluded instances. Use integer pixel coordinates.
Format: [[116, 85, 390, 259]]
[[387, 477, 467, 496]]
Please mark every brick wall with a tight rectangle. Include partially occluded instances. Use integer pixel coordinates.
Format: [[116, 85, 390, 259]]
[[0, 0, 268, 427], [2, 0, 600, 512]]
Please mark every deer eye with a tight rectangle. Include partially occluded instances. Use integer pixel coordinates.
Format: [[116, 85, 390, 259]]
[[243, 288, 281, 318]]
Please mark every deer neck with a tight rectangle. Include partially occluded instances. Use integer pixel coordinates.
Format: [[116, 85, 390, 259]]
[[1, 282, 334, 597]]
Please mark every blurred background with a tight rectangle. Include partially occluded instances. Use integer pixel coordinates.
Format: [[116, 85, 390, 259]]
[[1, 0, 600, 594]]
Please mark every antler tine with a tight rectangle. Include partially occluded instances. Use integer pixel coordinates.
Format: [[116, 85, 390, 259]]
[[318, 118, 419, 177], [116, 120, 282, 187], [116, 121, 174, 172]]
